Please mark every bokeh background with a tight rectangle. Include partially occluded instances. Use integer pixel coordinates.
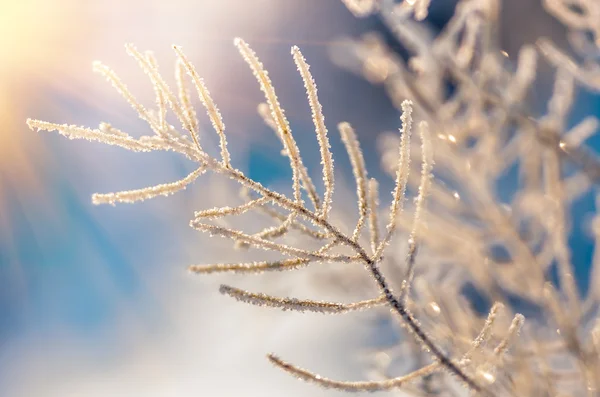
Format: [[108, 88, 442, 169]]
[[1, 1, 599, 396]]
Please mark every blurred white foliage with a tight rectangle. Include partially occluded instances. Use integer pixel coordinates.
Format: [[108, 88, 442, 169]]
[[331, 0, 600, 395]]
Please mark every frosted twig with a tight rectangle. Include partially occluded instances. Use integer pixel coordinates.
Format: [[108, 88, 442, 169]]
[[292, 46, 335, 219], [315, 239, 341, 255], [173, 46, 231, 167], [144, 51, 169, 132], [401, 121, 434, 303], [194, 196, 271, 219], [268, 354, 439, 392], [27, 120, 158, 153], [368, 178, 380, 255], [125, 44, 202, 149], [339, 122, 368, 242], [253, 213, 296, 241], [189, 258, 311, 274], [494, 314, 525, 357], [267, 301, 505, 393], [174, 59, 200, 143], [93, 167, 206, 205], [375, 100, 413, 260], [240, 188, 328, 240], [189, 221, 357, 263], [220, 285, 386, 313], [234, 38, 315, 207], [471, 302, 503, 351], [91, 61, 164, 136]]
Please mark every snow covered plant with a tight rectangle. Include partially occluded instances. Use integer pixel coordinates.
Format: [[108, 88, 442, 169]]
[[26, 0, 600, 396], [26, 38, 521, 394]]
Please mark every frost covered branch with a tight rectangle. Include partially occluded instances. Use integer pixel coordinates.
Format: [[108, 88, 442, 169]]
[[28, 0, 600, 395]]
